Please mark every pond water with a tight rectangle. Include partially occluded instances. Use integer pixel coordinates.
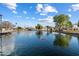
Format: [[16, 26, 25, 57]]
[[0, 31, 79, 56]]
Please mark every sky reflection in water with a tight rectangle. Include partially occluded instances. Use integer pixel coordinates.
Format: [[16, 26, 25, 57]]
[[0, 31, 79, 56]]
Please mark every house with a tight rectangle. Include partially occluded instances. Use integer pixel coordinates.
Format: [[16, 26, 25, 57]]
[[72, 24, 79, 30]]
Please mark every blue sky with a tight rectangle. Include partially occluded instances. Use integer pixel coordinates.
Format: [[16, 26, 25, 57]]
[[0, 3, 79, 27]]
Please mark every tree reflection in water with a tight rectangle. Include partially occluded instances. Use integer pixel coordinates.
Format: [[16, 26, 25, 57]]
[[46, 31, 52, 36], [54, 33, 72, 48], [35, 30, 43, 39]]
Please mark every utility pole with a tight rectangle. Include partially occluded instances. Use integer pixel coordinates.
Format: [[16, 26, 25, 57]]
[[0, 14, 2, 31]]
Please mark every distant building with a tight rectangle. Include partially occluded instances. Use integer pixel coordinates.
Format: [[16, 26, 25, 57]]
[[73, 24, 79, 30]]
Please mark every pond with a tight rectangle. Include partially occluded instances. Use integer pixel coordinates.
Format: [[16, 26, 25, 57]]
[[0, 31, 79, 56]]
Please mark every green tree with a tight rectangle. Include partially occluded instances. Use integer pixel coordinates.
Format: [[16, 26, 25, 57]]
[[35, 24, 43, 30], [53, 14, 70, 31], [65, 21, 72, 28], [16, 26, 23, 31]]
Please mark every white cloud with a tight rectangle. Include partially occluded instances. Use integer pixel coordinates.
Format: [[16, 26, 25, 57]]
[[36, 4, 43, 12], [68, 14, 72, 17], [44, 6, 58, 13], [2, 18, 8, 21], [40, 13, 47, 16], [32, 17, 35, 19], [3, 3, 17, 14], [23, 11, 27, 14], [38, 16, 53, 23], [68, 8, 72, 12], [13, 10, 17, 14], [71, 4, 79, 11], [36, 4, 58, 14], [26, 17, 29, 19], [16, 16, 22, 18], [30, 6, 32, 9], [4, 3, 17, 10], [38, 16, 55, 27]]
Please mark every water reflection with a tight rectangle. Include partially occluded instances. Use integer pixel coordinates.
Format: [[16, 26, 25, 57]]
[[35, 30, 53, 40], [54, 33, 72, 48], [0, 33, 16, 56], [0, 31, 79, 56], [35, 31, 43, 39], [77, 36, 79, 44], [46, 31, 52, 36], [0, 35, 2, 56]]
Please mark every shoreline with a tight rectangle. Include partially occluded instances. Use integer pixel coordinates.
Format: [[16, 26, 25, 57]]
[[0, 29, 79, 36]]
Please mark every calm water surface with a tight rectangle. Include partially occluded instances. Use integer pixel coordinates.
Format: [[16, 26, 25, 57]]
[[0, 31, 79, 56]]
